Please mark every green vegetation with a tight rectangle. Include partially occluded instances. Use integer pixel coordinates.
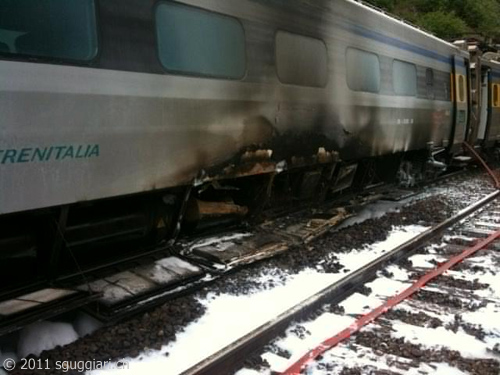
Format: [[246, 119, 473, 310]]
[[364, 0, 500, 41]]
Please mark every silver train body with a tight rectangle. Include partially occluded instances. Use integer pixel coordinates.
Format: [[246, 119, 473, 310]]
[[1, 0, 500, 287], [0, 0, 482, 215]]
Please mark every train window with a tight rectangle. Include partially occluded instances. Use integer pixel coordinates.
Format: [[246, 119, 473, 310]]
[[457, 74, 466, 103], [429, 70, 451, 101], [155, 2, 246, 79], [276, 31, 328, 87], [346, 48, 380, 93], [426, 68, 435, 99], [393, 60, 417, 96], [0, 0, 97, 61]]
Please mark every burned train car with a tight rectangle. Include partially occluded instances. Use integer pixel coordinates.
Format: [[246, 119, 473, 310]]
[[0, 0, 498, 289]]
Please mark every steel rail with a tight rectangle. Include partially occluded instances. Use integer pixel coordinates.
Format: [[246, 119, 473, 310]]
[[182, 189, 500, 375]]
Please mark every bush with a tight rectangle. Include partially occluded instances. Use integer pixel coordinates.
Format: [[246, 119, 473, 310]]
[[417, 11, 469, 39]]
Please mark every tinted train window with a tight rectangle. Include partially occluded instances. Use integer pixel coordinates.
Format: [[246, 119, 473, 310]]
[[393, 60, 417, 96], [346, 48, 380, 93], [0, 0, 97, 61], [155, 2, 246, 79], [432, 70, 451, 101], [276, 31, 328, 87], [426, 68, 435, 99]]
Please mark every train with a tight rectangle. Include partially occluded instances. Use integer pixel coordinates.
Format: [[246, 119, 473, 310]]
[[1, 0, 500, 294]]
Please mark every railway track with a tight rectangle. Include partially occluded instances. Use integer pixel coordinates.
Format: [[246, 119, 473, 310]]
[[2, 168, 498, 375], [183, 187, 500, 375], [0, 170, 469, 337]]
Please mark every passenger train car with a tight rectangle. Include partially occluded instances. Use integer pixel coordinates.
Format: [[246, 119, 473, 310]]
[[0, 0, 499, 291], [475, 53, 500, 147]]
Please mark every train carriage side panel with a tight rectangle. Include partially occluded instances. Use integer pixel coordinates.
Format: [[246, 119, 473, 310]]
[[449, 54, 470, 150], [0, 0, 283, 215], [476, 63, 491, 144], [0, 0, 469, 217], [486, 69, 500, 145], [331, 0, 458, 160]]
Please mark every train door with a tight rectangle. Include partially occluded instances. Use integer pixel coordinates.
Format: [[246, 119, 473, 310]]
[[450, 55, 469, 149], [477, 69, 490, 143], [487, 71, 500, 145]]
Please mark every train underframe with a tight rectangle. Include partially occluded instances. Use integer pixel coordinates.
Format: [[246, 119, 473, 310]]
[[0, 147, 452, 296]]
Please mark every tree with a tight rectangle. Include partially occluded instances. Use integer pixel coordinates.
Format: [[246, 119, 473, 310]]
[[461, 0, 500, 39], [417, 11, 468, 39], [365, 0, 396, 11], [363, 0, 500, 41]]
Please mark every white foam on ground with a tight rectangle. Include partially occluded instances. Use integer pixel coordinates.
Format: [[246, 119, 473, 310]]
[[310, 343, 399, 374], [235, 369, 270, 375], [461, 303, 500, 335], [263, 339, 471, 375], [390, 322, 497, 359], [395, 300, 454, 323], [340, 293, 383, 315], [235, 222, 500, 374], [443, 234, 476, 243], [335, 225, 428, 272], [382, 248, 500, 362], [73, 313, 103, 338], [89, 225, 428, 375], [336, 199, 407, 229], [279, 313, 355, 364], [408, 254, 440, 268], [366, 277, 410, 297], [89, 270, 340, 375], [17, 321, 79, 358], [425, 363, 469, 375], [382, 264, 411, 281], [260, 352, 288, 372], [231, 179, 499, 375]]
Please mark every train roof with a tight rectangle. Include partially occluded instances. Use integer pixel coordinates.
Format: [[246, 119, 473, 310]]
[[348, 0, 467, 55]]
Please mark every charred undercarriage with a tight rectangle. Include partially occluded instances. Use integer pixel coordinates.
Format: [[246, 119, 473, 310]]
[[0, 136, 449, 300]]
